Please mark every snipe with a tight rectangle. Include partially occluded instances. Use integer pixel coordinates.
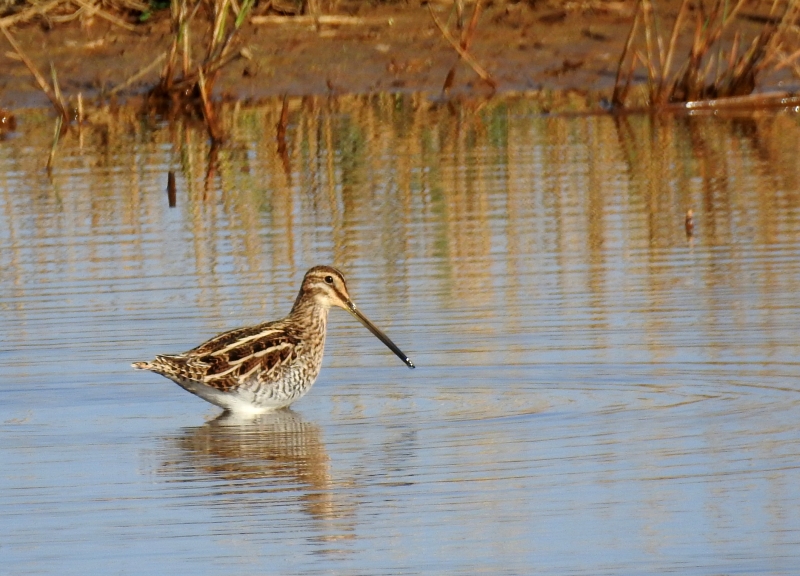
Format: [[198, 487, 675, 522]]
[[132, 266, 414, 413]]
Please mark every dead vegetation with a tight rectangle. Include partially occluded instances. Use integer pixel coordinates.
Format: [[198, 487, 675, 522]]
[[1, 25, 70, 122], [0, 0, 145, 30], [1, 0, 800, 137], [613, 0, 800, 108], [0, 107, 16, 134], [144, 0, 255, 143], [428, 0, 497, 95]]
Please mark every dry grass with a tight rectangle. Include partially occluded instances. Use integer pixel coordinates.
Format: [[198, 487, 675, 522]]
[[147, 0, 255, 143], [613, 0, 800, 108], [154, 0, 253, 95], [429, 0, 496, 95], [0, 25, 70, 122], [1, 0, 254, 145], [0, 0, 145, 29]]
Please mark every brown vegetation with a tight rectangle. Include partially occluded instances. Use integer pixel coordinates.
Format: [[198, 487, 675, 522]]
[[1, 0, 799, 125], [613, 0, 800, 108]]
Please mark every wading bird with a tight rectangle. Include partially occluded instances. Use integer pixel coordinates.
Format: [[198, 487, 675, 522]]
[[132, 266, 414, 413]]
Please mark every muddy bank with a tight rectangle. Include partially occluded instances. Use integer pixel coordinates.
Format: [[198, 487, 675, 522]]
[[0, 0, 796, 112]]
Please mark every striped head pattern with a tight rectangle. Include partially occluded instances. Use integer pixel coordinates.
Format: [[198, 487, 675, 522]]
[[294, 265, 353, 312]]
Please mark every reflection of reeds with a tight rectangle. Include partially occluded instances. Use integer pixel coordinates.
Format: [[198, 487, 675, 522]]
[[4, 95, 800, 384], [276, 94, 291, 177], [46, 114, 63, 174], [6, 95, 800, 306], [0, 25, 70, 171], [3, 93, 800, 382], [613, 0, 800, 108]]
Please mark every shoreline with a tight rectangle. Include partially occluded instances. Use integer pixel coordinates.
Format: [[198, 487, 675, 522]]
[[1, 1, 797, 115]]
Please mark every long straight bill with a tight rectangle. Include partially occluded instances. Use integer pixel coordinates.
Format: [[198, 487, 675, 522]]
[[347, 302, 415, 368]]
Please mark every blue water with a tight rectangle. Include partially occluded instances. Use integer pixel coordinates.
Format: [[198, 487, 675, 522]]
[[2, 97, 800, 574]]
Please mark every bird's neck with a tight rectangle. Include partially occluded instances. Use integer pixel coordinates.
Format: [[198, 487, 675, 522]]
[[288, 293, 329, 335]]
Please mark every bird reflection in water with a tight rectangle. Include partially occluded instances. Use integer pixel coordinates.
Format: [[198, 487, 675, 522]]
[[156, 410, 355, 542]]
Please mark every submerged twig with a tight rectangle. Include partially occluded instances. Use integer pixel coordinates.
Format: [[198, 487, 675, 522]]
[[276, 94, 289, 154], [46, 114, 63, 175], [167, 171, 177, 207]]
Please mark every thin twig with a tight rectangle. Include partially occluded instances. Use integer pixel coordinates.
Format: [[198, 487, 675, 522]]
[[728, 30, 741, 70], [623, 52, 641, 104], [641, 0, 658, 93], [46, 114, 63, 175], [682, 90, 799, 109], [210, 0, 252, 73], [659, 0, 690, 104], [775, 46, 800, 70], [73, 0, 138, 31], [721, 0, 748, 28], [428, 4, 496, 88], [1, 26, 69, 122], [461, 0, 482, 51], [50, 62, 68, 116], [182, 2, 191, 79], [0, 0, 64, 27], [208, 0, 230, 63], [251, 15, 368, 25], [109, 53, 167, 95], [612, 5, 640, 106], [197, 68, 224, 143]]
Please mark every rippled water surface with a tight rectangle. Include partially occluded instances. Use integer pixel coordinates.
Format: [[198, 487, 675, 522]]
[[3, 96, 800, 575]]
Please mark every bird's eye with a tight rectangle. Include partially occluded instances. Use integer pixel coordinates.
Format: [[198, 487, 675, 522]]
[[324, 275, 334, 284]]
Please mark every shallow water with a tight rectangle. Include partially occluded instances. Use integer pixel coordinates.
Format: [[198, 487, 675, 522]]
[[2, 95, 800, 574]]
